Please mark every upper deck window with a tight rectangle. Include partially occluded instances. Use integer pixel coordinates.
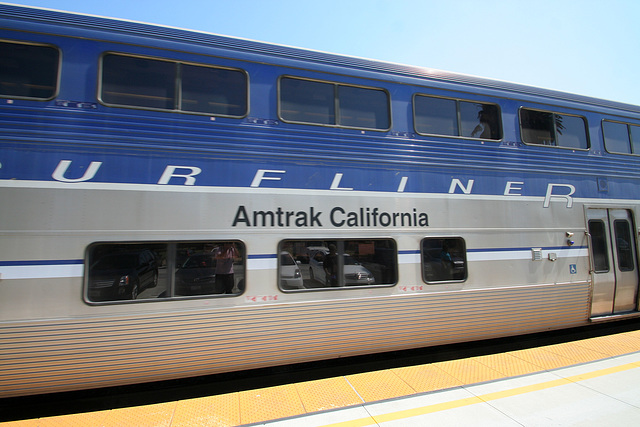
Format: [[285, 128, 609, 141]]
[[0, 40, 59, 100], [279, 76, 390, 130], [413, 94, 502, 140], [520, 108, 588, 149], [100, 53, 247, 117], [603, 121, 640, 155]]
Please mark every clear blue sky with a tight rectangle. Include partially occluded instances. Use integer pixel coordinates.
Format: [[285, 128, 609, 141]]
[[5, 0, 640, 105]]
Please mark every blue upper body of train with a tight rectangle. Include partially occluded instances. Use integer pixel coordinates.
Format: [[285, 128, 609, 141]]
[[1, 3, 639, 202]]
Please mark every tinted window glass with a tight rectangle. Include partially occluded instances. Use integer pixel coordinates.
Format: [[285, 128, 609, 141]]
[[176, 242, 244, 296], [102, 55, 176, 109], [280, 77, 335, 124], [101, 54, 247, 116], [422, 238, 467, 282], [279, 77, 389, 130], [414, 95, 501, 140], [603, 121, 631, 154], [460, 101, 501, 140], [614, 220, 634, 271], [588, 220, 609, 273], [180, 65, 247, 116], [338, 85, 390, 129], [87, 243, 167, 302], [278, 239, 397, 290], [520, 109, 555, 145], [414, 96, 457, 136], [0, 41, 59, 99], [87, 241, 245, 303], [630, 125, 640, 154], [521, 108, 588, 149], [556, 114, 588, 149]]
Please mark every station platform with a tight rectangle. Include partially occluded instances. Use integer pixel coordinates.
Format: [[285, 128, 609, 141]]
[[3, 327, 640, 426]]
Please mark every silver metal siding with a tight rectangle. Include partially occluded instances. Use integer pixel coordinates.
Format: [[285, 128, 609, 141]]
[[0, 282, 590, 397]]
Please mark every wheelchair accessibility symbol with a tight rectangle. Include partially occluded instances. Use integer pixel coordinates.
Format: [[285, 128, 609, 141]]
[[570, 264, 577, 274]]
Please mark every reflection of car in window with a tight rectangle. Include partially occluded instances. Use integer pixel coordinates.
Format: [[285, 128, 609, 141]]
[[88, 249, 158, 301], [175, 254, 222, 295], [422, 238, 467, 282], [280, 251, 304, 289], [307, 247, 375, 286]]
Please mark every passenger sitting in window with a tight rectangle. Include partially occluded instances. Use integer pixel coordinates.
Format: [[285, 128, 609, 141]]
[[471, 109, 492, 139]]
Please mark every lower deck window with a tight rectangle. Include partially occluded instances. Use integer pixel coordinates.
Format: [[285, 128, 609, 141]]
[[86, 241, 244, 303], [422, 237, 467, 283], [278, 239, 397, 290]]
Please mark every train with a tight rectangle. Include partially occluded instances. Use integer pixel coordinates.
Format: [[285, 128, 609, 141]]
[[1, 3, 639, 398]]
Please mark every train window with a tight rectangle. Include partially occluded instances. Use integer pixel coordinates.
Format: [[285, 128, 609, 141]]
[[180, 64, 247, 116], [613, 220, 634, 272], [100, 53, 248, 117], [521, 109, 555, 145], [86, 241, 245, 303], [175, 242, 244, 296], [421, 237, 467, 283], [460, 101, 500, 139], [588, 220, 610, 273], [87, 243, 168, 302], [0, 40, 59, 99], [520, 108, 588, 149], [278, 239, 397, 290], [603, 120, 640, 155], [603, 121, 630, 154], [102, 55, 176, 109], [338, 85, 390, 129], [558, 115, 590, 148], [414, 96, 457, 136], [280, 78, 335, 124], [413, 94, 501, 140], [278, 76, 390, 130], [631, 126, 640, 154]]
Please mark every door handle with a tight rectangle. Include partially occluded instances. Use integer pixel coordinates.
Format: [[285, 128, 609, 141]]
[[585, 231, 595, 275]]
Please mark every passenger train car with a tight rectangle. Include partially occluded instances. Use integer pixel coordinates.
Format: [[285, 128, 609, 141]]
[[1, 4, 640, 398]]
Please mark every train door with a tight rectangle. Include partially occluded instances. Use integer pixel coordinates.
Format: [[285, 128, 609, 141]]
[[587, 208, 639, 317]]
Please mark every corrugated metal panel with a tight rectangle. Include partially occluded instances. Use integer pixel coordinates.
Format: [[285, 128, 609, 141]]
[[3, 106, 639, 181], [0, 282, 590, 397]]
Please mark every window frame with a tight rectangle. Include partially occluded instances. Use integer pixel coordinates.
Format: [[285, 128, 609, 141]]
[[98, 52, 249, 118], [602, 119, 640, 156], [84, 240, 246, 305], [412, 93, 503, 141], [277, 75, 392, 131], [0, 38, 61, 101], [519, 107, 590, 150], [421, 237, 468, 284]]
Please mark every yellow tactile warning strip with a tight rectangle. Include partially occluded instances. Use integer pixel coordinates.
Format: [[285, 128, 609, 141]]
[[4, 329, 640, 427]]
